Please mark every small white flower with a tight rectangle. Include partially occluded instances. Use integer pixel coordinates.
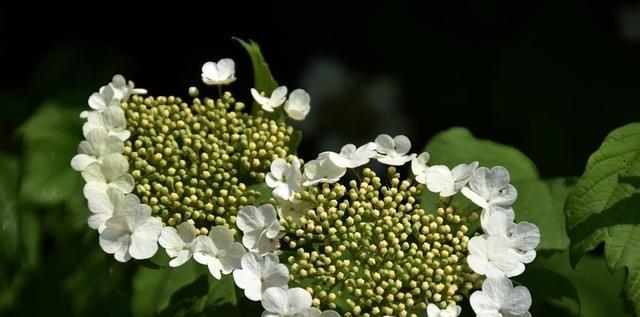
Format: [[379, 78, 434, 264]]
[[461, 166, 517, 209], [110, 74, 147, 100], [251, 86, 288, 112], [481, 208, 540, 263], [81, 153, 134, 199], [261, 287, 314, 317], [284, 89, 311, 120], [411, 152, 431, 184], [467, 234, 525, 278], [236, 204, 283, 254], [159, 221, 198, 267], [425, 162, 479, 197], [375, 134, 417, 166], [326, 142, 377, 169], [232, 253, 289, 301], [83, 85, 120, 118], [481, 206, 516, 236], [266, 158, 303, 201], [427, 303, 462, 317], [71, 128, 124, 171], [303, 152, 346, 186], [82, 106, 131, 141], [193, 226, 246, 279], [470, 277, 532, 317], [276, 199, 313, 226], [87, 187, 139, 233], [99, 203, 162, 262], [201, 59, 237, 85]]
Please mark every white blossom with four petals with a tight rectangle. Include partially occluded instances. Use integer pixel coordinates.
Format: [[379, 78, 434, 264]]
[[71, 128, 124, 171], [201, 59, 237, 85], [193, 226, 246, 279], [99, 204, 162, 262], [426, 303, 462, 317], [425, 162, 478, 197], [326, 142, 377, 169], [233, 253, 289, 301], [470, 278, 532, 317], [82, 106, 131, 141], [375, 134, 417, 165], [284, 89, 311, 120], [110, 74, 147, 100], [303, 152, 346, 186], [266, 158, 303, 201], [159, 221, 198, 267], [237, 205, 284, 255], [81, 154, 135, 199], [87, 187, 139, 233], [461, 166, 517, 209], [467, 234, 525, 278], [251, 86, 288, 112]]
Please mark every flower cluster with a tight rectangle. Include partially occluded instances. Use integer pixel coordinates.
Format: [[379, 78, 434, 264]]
[[73, 56, 539, 317]]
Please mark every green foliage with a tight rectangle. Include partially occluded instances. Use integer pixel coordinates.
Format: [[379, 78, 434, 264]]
[[565, 123, 640, 315], [0, 154, 19, 261], [233, 37, 280, 114], [423, 127, 570, 250], [158, 274, 239, 317]]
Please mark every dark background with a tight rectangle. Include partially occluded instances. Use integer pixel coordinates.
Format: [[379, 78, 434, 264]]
[[2, 1, 640, 177], [1, 2, 639, 316]]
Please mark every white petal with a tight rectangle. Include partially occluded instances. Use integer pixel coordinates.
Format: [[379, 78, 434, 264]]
[[129, 217, 162, 259], [251, 88, 272, 109], [509, 222, 540, 251], [284, 89, 311, 121], [233, 269, 262, 301], [262, 287, 289, 315], [216, 58, 236, 79], [374, 134, 394, 154], [71, 154, 98, 171], [470, 290, 498, 314], [461, 186, 489, 209], [168, 250, 192, 267], [427, 303, 441, 317], [425, 165, 454, 195], [269, 86, 288, 108], [483, 277, 513, 305], [393, 135, 411, 155], [159, 226, 183, 253], [286, 288, 313, 313], [504, 286, 532, 315]]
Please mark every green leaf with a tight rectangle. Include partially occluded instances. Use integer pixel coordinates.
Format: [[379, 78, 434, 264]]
[[565, 122, 640, 314], [248, 182, 272, 205], [132, 255, 204, 317], [0, 154, 20, 261], [17, 102, 84, 206], [528, 251, 631, 317], [233, 37, 280, 114], [423, 127, 569, 250], [158, 274, 239, 317]]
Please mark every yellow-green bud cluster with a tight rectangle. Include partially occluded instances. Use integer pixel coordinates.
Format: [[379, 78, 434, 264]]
[[121, 92, 295, 233], [280, 167, 480, 317]]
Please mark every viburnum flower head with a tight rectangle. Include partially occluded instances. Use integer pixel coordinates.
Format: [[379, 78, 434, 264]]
[[201, 58, 237, 85], [461, 166, 517, 209], [284, 89, 311, 120], [87, 187, 139, 233], [236, 204, 284, 254], [266, 158, 303, 201], [427, 303, 462, 317], [327, 142, 377, 168], [193, 226, 246, 279], [303, 152, 346, 186], [425, 161, 478, 197], [232, 253, 289, 301], [71, 128, 124, 171], [375, 134, 417, 165], [470, 278, 532, 317], [99, 203, 162, 262], [251, 86, 288, 112], [159, 221, 198, 267], [411, 152, 431, 184]]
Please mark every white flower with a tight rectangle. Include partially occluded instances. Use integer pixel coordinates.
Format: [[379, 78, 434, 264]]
[[461, 166, 517, 209], [481, 208, 540, 263], [326, 142, 377, 168], [467, 234, 525, 278], [87, 187, 139, 233], [71, 128, 124, 171], [266, 158, 303, 201], [81, 153, 134, 199], [303, 152, 346, 186], [481, 206, 516, 236], [159, 222, 198, 267], [201, 59, 237, 85], [99, 203, 162, 262], [236, 204, 283, 254], [193, 226, 246, 279], [425, 162, 478, 197], [232, 253, 289, 301], [261, 287, 314, 317], [411, 152, 431, 184], [110, 74, 147, 100], [276, 199, 313, 226], [470, 277, 532, 317], [251, 86, 288, 112], [82, 106, 131, 141], [375, 134, 417, 166], [284, 89, 311, 120], [83, 85, 120, 118], [427, 303, 462, 317]]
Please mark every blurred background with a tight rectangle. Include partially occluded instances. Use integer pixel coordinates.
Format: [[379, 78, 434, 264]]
[[1, 1, 639, 316]]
